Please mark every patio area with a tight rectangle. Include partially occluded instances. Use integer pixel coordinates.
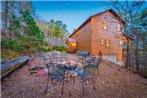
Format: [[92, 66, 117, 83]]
[[1, 52, 147, 98]]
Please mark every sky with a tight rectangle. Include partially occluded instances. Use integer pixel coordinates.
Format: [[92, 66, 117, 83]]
[[32, 1, 112, 33]]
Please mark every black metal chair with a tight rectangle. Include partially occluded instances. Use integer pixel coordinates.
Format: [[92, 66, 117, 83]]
[[51, 52, 60, 63], [78, 58, 102, 95], [86, 56, 97, 66], [45, 63, 66, 96], [77, 51, 89, 64], [60, 52, 68, 62]]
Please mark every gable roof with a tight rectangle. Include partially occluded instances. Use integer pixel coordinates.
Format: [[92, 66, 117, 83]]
[[69, 8, 125, 38]]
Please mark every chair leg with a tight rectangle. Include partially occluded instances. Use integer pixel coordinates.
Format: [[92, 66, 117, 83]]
[[93, 76, 96, 91], [97, 69, 100, 77], [82, 79, 85, 95], [44, 76, 49, 94], [73, 76, 75, 85], [61, 79, 64, 96], [66, 71, 69, 83]]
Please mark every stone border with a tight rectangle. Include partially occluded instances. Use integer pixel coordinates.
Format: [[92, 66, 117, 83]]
[[1, 56, 29, 79]]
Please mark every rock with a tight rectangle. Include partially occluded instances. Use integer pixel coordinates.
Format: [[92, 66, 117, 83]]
[[0, 58, 6, 64], [1, 56, 29, 79]]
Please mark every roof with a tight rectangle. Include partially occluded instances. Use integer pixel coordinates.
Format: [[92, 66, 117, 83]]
[[123, 33, 134, 40], [67, 38, 77, 42], [69, 9, 126, 38]]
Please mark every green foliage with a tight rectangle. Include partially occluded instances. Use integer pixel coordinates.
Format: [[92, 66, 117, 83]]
[[37, 47, 52, 52], [47, 19, 69, 38], [54, 46, 68, 52], [2, 38, 24, 52], [1, 49, 20, 59], [21, 10, 45, 44], [140, 8, 147, 26], [20, 36, 26, 42], [16, 45, 24, 52], [4, 38, 17, 49]]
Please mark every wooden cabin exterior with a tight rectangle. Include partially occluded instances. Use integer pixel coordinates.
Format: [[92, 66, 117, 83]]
[[67, 9, 131, 62]]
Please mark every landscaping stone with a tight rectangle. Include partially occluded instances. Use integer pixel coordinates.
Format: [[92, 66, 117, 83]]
[[1, 56, 29, 79], [0, 58, 6, 64]]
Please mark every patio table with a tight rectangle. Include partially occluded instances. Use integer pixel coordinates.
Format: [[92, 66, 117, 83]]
[[46, 60, 84, 84]]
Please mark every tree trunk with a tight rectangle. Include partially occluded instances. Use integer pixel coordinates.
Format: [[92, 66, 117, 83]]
[[9, 1, 15, 38], [136, 34, 139, 72], [1, 1, 9, 38]]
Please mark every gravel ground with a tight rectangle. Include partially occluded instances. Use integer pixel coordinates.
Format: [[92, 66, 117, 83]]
[[1, 53, 147, 98]]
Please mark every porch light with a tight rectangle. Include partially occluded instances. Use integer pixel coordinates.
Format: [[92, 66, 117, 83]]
[[72, 43, 76, 46]]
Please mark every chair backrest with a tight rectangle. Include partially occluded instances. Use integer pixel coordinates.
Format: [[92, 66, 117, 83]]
[[81, 51, 89, 57], [53, 67, 66, 76], [51, 52, 58, 59], [47, 64, 66, 77], [76, 51, 89, 57], [61, 52, 68, 57], [94, 58, 102, 70], [80, 58, 102, 79], [90, 56, 96, 61]]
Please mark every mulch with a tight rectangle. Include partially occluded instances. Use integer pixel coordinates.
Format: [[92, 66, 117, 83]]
[[1, 53, 147, 98]]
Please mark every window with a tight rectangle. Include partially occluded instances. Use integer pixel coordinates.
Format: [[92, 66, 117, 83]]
[[119, 40, 123, 45], [117, 24, 120, 31], [102, 21, 107, 29], [100, 39, 104, 45], [106, 40, 110, 47]]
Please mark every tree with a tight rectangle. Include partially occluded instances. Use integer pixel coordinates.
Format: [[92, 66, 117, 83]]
[[111, 1, 146, 71], [1, 1, 45, 47], [1, 1, 9, 37], [47, 19, 69, 38]]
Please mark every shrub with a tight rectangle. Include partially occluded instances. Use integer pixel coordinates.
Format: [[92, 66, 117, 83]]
[[37, 47, 52, 52], [5, 38, 17, 49], [1, 49, 20, 59], [54, 46, 68, 52], [16, 45, 24, 52]]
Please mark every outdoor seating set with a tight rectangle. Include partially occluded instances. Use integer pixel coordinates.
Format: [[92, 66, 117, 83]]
[[40, 51, 102, 96]]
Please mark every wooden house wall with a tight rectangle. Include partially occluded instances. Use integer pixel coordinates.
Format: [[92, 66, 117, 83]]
[[91, 11, 124, 61], [71, 21, 92, 53]]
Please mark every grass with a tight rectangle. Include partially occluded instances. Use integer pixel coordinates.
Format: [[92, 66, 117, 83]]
[[1, 49, 20, 59]]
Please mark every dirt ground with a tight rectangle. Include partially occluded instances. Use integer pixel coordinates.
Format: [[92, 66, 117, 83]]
[[1, 53, 147, 98]]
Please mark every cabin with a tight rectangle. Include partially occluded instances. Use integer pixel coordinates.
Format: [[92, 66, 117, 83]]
[[67, 9, 132, 65]]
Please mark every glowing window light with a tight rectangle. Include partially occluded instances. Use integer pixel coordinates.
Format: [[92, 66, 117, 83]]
[[106, 40, 110, 47], [100, 39, 104, 45], [102, 21, 107, 30], [117, 24, 121, 31]]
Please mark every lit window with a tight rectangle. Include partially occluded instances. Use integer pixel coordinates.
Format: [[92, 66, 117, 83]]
[[100, 39, 104, 45], [102, 21, 107, 29], [119, 40, 123, 45], [117, 24, 120, 31], [106, 40, 110, 47]]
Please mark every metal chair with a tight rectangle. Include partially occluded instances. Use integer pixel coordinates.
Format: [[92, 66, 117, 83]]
[[51, 52, 60, 63], [44, 63, 66, 96], [77, 51, 89, 64], [78, 58, 102, 95], [86, 56, 97, 66], [60, 52, 68, 62]]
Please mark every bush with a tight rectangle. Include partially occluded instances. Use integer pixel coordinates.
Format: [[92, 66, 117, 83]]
[[54, 46, 68, 52], [16, 45, 24, 52], [5, 38, 17, 49], [37, 47, 52, 52], [1, 49, 20, 59]]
